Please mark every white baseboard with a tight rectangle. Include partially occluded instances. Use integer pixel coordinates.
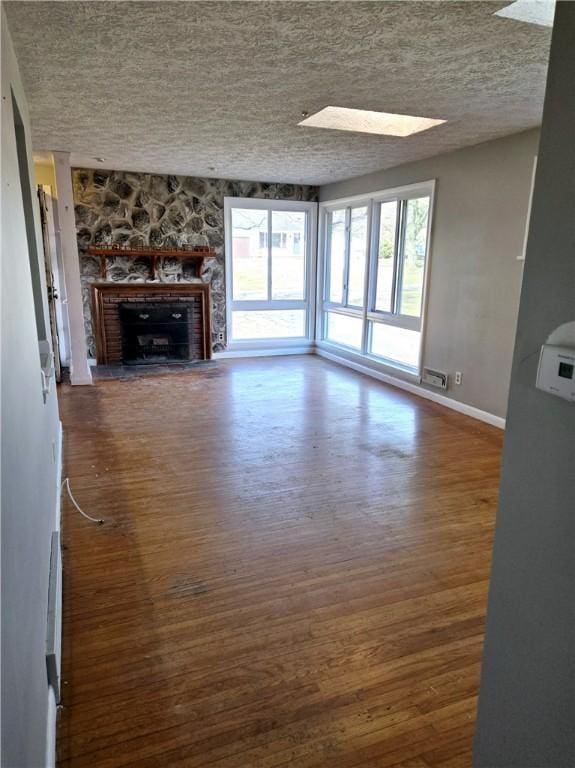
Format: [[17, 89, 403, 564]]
[[215, 345, 314, 359], [45, 687, 57, 768], [316, 346, 505, 429]]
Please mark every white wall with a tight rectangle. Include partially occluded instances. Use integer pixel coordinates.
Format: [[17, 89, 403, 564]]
[[1, 10, 62, 767], [320, 129, 540, 419]]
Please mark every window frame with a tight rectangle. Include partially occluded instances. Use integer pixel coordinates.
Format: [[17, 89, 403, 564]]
[[224, 196, 318, 348], [317, 180, 435, 374], [323, 203, 372, 313]]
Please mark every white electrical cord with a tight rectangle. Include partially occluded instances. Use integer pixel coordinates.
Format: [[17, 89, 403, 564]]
[[61, 478, 104, 524]]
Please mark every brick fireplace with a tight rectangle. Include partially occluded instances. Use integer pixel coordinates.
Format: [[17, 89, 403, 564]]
[[91, 283, 211, 365]]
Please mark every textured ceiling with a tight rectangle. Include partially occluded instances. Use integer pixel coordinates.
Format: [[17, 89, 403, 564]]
[[5, 1, 552, 185]]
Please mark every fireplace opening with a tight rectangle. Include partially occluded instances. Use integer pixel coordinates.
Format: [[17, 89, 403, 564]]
[[119, 303, 191, 364], [92, 284, 211, 365]]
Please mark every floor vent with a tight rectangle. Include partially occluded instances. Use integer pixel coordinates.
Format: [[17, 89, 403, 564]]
[[422, 367, 448, 390], [46, 530, 62, 702]]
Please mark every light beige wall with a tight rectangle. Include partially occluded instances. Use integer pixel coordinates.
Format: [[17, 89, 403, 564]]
[[35, 160, 56, 188], [320, 129, 540, 419]]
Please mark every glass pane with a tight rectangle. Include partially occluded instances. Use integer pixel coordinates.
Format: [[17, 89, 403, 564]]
[[375, 201, 398, 312], [325, 312, 363, 350], [271, 211, 306, 300], [327, 209, 346, 304], [370, 322, 421, 369], [399, 197, 430, 317], [231, 208, 268, 300], [347, 206, 368, 307], [232, 310, 306, 340]]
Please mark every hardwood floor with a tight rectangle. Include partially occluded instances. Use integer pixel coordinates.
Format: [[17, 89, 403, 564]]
[[57, 356, 501, 768]]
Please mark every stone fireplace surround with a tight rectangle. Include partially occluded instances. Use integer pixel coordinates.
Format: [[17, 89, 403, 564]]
[[73, 168, 317, 358], [92, 283, 211, 365]]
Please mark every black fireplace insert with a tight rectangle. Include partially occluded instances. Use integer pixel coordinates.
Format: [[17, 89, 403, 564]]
[[119, 303, 191, 364]]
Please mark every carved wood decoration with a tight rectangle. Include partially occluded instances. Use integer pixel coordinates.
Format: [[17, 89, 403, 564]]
[[91, 283, 212, 365], [87, 245, 216, 280]]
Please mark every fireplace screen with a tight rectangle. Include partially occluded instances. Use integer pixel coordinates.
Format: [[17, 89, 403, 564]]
[[119, 303, 191, 364]]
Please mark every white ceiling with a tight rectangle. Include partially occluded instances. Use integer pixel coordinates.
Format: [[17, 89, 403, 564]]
[[5, 1, 552, 185]]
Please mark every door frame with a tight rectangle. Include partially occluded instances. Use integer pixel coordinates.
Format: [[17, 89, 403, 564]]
[[38, 184, 70, 372]]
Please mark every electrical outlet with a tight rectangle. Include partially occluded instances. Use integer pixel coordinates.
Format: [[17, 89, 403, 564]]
[[455, 371, 463, 386], [217, 332, 225, 342]]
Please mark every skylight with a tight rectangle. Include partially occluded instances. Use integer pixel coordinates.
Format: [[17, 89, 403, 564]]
[[298, 107, 446, 137], [494, 0, 555, 27]]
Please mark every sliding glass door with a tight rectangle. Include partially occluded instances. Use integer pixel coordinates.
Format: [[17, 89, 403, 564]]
[[225, 198, 317, 346], [319, 182, 434, 374]]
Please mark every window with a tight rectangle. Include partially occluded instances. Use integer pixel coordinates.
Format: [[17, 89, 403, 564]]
[[271, 211, 306, 300], [319, 182, 434, 373], [326, 209, 346, 304], [225, 198, 316, 345], [348, 207, 369, 307], [325, 312, 363, 350], [375, 200, 398, 313], [231, 208, 268, 301], [398, 197, 430, 317], [369, 324, 420, 369], [232, 310, 306, 340], [325, 206, 369, 310]]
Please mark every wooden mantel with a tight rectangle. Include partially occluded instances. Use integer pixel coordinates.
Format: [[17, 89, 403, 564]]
[[86, 245, 216, 280]]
